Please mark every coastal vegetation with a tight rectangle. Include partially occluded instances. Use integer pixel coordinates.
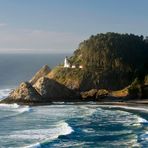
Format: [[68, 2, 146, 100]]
[[1, 32, 148, 104], [49, 32, 148, 91]]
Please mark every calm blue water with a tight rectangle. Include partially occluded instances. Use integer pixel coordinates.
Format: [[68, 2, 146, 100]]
[[0, 54, 148, 148], [0, 53, 70, 89]]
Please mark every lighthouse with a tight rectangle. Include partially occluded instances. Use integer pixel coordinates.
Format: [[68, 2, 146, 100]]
[[64, 57, 70, 68]]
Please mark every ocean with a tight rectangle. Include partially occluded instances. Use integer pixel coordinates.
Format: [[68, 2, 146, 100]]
[[0, 54, 148, 148], [0, 53, 70, 89]]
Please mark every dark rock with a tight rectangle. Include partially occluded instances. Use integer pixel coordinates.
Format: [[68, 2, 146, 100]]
[[81, 89, 109, 101], [30, 65, 51, 85], [141, 85, 148, 99], [34, 77, 81, 102], [96, 89, 109, 99], [144, 75, 148, 85], [81, 89, 97, 100]]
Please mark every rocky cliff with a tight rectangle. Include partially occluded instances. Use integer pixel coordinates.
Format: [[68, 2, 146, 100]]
[[1, 82, 43, 104], [1, 32, 148, 105], [1, 66, 80, 104], [34, 77, 80, 101]]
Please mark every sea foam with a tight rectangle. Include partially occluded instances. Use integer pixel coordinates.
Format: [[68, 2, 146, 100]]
[[24, 143, 41, 148], [0, 88, 12, 100], [98, 105, 148, 113], [137, 117, 148, 123], [140, 132, 148, 141], [79, 105, 97, 117], [17, 106, 32, 113], [0, 103, 31, 114], [0, 103, 19, 109], [0, 104, 32, 120], [14, 121, 73, 148]]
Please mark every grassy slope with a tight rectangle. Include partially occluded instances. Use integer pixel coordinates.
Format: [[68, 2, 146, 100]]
[[47, 66, 85, 90]]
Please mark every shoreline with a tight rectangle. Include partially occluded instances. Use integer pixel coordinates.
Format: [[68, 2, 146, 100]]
[[1, 99, 148, 106]]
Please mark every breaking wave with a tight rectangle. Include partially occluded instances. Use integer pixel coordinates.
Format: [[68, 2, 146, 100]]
[[0, 88, 31, 116], [0, 103, 19, 109], [15, 121, 73, 148], [0, 88, 12, 100], [0, 103, 31, 113], [0, 103, 32, 120], [78, 105, 97, 117], [137, 116, 148, 123], [99, 105, 148, 113]]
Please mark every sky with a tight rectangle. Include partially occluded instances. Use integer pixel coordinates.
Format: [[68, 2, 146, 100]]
[[0, 0, 148, 53]]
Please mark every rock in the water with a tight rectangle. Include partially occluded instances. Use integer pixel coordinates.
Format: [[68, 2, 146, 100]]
[[81, 89, 97, 100], [96, 89, 109, 99], [30, 65, 51, 85], [1, 82, 43, 104], [81, 89, 109, 100], [34, 77, 80, 101]]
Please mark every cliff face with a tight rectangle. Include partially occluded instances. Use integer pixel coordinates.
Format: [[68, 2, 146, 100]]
[[1, 82, 43, 104], [30, 65, 51, 85], [1, 65, 81, 104], [34, 77, 80, 101], [48, 33, 148, 91]]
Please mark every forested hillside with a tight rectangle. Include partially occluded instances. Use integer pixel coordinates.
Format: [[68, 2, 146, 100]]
[[49, 33, 148, 91]]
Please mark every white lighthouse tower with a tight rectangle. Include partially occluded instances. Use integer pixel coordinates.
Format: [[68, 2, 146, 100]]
[[64, 57, 70, 68]]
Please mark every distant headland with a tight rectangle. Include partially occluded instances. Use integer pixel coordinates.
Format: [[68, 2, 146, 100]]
[[1, 32, 148, 105]]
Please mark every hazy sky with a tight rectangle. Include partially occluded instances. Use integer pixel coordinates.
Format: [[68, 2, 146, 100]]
[[0, 0, 148, 53]]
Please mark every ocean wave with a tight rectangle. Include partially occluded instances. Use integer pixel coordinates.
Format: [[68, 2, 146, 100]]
[[138, 131, 148, 147], [98, 105, 148, 126], [10, 121, 74, 148], [78, 106, 97, 116], [0, 103, 19, 109], [106, 138, 140, 147], [23, 143, 41, 148], [132, 116, 148, 127], [16, 106, 32, 113], [52, 141, 86, 147], [0, 103, 31, 113], [98, 105, 148, 113], [0, 88, 12, 100], [0, 104, 32, 120], [140, 132, 148, 141], [52, 102, 65, 105], [137, 117, 148, 123]]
